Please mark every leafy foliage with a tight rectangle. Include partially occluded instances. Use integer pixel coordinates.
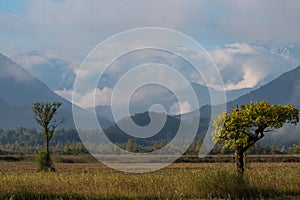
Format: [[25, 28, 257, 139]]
[[212, 101, 299, 175], [213, 101, 299, 151], [33, 102, 62, 141], [37, 151, 55, 172], [33, 102, 62, 172]]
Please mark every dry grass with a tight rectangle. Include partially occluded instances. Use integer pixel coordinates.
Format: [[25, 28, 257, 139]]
[[0, 162, 299, 199]]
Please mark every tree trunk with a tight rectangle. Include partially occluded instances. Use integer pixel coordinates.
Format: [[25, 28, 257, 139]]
[[235, 147, 244, 176], [46, 133, 50, 162]]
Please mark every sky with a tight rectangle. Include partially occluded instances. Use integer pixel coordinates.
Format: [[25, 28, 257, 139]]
[[1, 0, 300, 111]]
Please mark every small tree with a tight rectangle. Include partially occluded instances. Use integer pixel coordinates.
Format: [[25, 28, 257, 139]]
[[33, 102, 62, 171], [291, 141, 300, 153], [63, 144, 70, 154], [212, 101, 298, 176], [152, 142, 163, 151], [280, 145, 286, 154], [125, 139, 134, 152], [195, 137, 203, 152]]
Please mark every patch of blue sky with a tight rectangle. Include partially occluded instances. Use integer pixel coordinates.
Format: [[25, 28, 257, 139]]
[[188, 32, 236, 51], [0, 0, 25, 14], [52, 0, 66, 3]]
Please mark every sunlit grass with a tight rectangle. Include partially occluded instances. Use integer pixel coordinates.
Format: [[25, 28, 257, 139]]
[[0, 162, 299, 199]]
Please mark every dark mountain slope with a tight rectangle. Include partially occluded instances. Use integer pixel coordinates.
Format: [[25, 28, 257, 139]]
[[197, 65, 300, 118], [92, 83, 251, 121], [0, 53, 112, 129], [231, 65, 300, 108], [0, 53, 66, 107], [104, 111, 209, 146]]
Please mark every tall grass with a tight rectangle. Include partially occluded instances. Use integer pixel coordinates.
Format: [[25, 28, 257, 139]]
[[0, 163, 299, 199]]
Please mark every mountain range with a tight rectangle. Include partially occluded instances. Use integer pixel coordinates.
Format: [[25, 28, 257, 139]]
[[92, 82, 251, 121], [1, 52, 300, 135], [0, 52, 300, 148], [197, 65, 300, 118], [105, 65, 300, 148], [0, 53, 112, 129]]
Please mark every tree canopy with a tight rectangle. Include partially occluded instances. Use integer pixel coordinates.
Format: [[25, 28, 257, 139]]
[[33, 102, 62, 171], [33, 102, 62, 139], [213, 101, 299, 150], [212, 101, 299, 175]]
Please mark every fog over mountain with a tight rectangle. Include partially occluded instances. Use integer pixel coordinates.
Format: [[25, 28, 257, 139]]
[[92, 83, 251, 122], [0, 53, 112, 129], [197, 64, 300, 118], [1, 51, 300, 147], [184, 65, 300, 147]]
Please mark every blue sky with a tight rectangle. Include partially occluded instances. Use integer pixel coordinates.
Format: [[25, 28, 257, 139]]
[[1, 1, 299, 52], [0, 0, 25, 14], [1, 1, 300, 109]]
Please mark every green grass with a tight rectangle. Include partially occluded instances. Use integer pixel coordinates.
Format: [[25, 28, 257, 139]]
[[0, 162, 299, 199]]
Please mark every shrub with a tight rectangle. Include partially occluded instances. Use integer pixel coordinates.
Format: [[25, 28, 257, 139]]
[[36, 151, 55, 172]]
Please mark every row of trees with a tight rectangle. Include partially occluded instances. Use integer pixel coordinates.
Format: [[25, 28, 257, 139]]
[[2, 131, 300, 156], [1, 100, 299, 176]]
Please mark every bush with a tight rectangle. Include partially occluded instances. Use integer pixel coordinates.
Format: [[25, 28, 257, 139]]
[[36, 151, 55, 172]]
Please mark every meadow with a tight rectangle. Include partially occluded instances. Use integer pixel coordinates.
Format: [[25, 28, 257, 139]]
[[0, 158, 300, 199]]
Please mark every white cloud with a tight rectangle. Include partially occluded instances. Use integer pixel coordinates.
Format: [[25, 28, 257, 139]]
[[169, 101, 192, 115], [211, 43, 256, 70], [210, 42, 300, 90], [12, 54, 47, 69], [2, 1, 300, 60], [10, 49, 77, 69], [224, 43, 255, 55], [55, 89, 73, 102], [131, 85, 171, 102], [225, 64, 266, 90], [1, 1, 300, 96], [55, 87, 113, 108]]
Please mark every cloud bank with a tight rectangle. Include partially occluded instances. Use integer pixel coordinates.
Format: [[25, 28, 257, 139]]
[[1, 1, 300, 109]]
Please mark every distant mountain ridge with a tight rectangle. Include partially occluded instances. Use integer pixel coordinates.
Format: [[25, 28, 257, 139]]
[[178, 65, 300, 148], [0, 53, 68, 107], [104, 111, 209, 146], [92, 83, 251, 121], [2, 50, 299, 148], [60, 62, 300, 148], [231, 65, 300, 107], [23, 58, 297, 123], [197, 65, 300, 118], [0, 53, 112, 129]]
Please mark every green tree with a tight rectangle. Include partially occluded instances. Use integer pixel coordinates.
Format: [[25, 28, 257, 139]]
[[152, 142, 163, 151], [63, 144, 70, 154], [125, 139, 134, 152], [291, 141, 300, 153], [212, 101, 298, 176], [74, 142, 84, 154], [195, 137, 203, 152], [33, 102, 62, 171], [270, 144, 277, 155], [280, 145, 286, 154]]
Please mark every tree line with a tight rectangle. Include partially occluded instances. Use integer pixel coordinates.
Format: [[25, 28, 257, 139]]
[[1, 126, 300, 156], [1, 101, 299, 176]]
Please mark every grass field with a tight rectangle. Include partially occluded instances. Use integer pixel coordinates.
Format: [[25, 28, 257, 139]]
[[0, 160, 300, 199]]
